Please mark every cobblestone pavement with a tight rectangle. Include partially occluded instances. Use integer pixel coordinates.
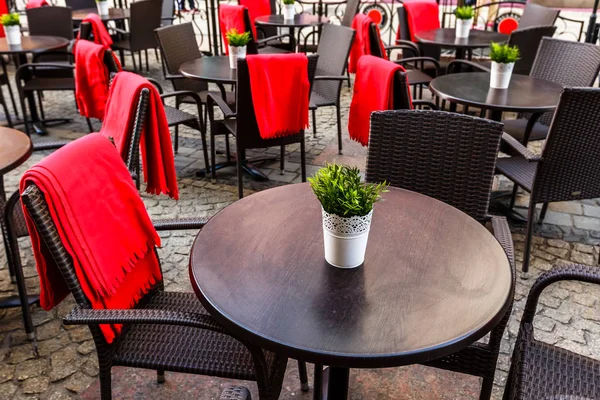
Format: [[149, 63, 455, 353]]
[[0, 51, 599, 400]]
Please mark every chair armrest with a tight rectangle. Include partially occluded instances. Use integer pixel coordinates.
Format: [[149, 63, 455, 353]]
[[32, 50, 73, 63], [412, 100, 438, 110], [300, 30, 319, 50], [394, 57, 440, 76], [447, 59, 490, 74], [207, 92, 236, 119], [257, 33, 292, 46], [153, 217, 208, 231], [166, 73, 188, 81], [110, 26, 129, 35], [385, 44, 419, 59], [15, 63, 75, 82], [64, 305, 227, 333], [220, 386, 252, 400], [146, 77, 164, 93], [314, 75, 349, 82], [501, 133, 541, 162], [33, 140, 71, 152], [395, 39, 420, 52], [490, 216, 515, 272]]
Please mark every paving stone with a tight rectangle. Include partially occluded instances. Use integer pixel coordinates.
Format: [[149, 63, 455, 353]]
[[21, 376, 50, 394], [543, 211, 573, 227], [583, 204, 600, 218], [64, 372, 95, 394], [574, 215, 600, 231], [48, 346, 82, 382], [16, 358, 47, 381], [0, 363, 15, 384], [550, 202, 583, 215], [76, 341, 95, 356]]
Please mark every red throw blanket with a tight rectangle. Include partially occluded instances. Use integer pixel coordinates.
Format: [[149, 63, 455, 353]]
[[100, 72, 179, 199], [78, 13, 113, 47], [20, 133, 163, 343], [239, 0, 269, 39], [75, 40, 121, 120], [400, 0, 440, 41], [246, 54, 309, 139], [219, 4, 249, 55], [25, 0, 48, 8], [348, 14, 387, 74], [348, 55, 412, 147]]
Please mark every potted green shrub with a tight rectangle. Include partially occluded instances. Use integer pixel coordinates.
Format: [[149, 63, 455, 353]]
[[309, 164, 388, 268], [1, 13, 21, 46], [282, 0, 295, 20], [454, 6, 473, 38], [225, 28, 251, 69], [96, 0, 110, 15], [489, 42, 520, 89]]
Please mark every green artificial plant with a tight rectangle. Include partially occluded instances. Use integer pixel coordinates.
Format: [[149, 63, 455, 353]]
[[454, 6, 473, 20], [226, 28, 251, 47], [0, 13, 20, 26], [490, 42, 520, 64]]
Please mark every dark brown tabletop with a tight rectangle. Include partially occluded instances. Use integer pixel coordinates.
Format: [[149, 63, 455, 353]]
[[179, 56, 236, 84], [72, 8, 130, 22], [0, 128, 32, 176], [255, 13, 330, 27], [415, 28, 507, 49], [429, 72, 563, 115], [0, 35, 69, 55], [190, 183, 512, 369]]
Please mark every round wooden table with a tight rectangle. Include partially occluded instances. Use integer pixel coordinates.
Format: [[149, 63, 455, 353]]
[[179, 56, 236, 86], [415, 28, 507, 59], [255, 13, 330, 51], [190, 183, 513, 400], [72, 7, 130, 22], [0, 35, 69, 55], [429, 72, 563, 121]]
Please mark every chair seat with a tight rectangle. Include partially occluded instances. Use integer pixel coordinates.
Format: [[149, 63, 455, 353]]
[[503, 118, 550, 142], [495, 156, 537, 192], [310, 92, 335, 107], [258, 46, 290, 54], [112, 291, 261, 381], [23, 77, 75, 91], [164, 105, 197, 127], [406, 68, 433, 86]]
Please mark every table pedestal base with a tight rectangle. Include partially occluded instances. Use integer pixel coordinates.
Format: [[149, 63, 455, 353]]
[[316, 367, 350, 400], [195, 155, 275, 181]]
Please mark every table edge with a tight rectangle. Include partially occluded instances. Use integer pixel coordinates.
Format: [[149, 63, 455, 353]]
[[415, 28, 508, 48], [0, 132, 32, 176], [179, 58, 237, 84]]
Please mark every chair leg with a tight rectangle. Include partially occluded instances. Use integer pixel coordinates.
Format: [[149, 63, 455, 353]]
[[0, 89, 13, 127], [86, 118, 94, 133], [198, 118, 210, 180], [37, 92, 45, 121], [522, 199, 537, 276], [336, 104, 342, 155], [225, 133, 231, 160], [119, 50, 125, 67], [508, 184, 519, 210], [300, 137, 307, 182], [145, 49, 149, 72], [210, 125, 217, 182], [2, 59, 18, 119], [346, 69, 351, 88], [154, 47, 159, 62], [157, 369, 165, 384], [99, 364, 113, 400], [131, 52, 138, 71], [313, 364, 323, 400], [312, 108, 317, 138], [298, 361, 309, 392], [538, 203, 549, 223], [174, 125, 179, 154], [280, 145, 285, 175], [236, 149, 244, 199], [479, 376, 494, 400], [19, 90, 30, 136]]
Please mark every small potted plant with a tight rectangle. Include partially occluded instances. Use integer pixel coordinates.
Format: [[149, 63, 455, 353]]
[[489, 42, 520, 89], [1, 13, 21, 46], [282, 0, 295, 20], [225, 28, 251, 69], [96, 0, 110, 16], [454, 6, 473, 39], [309, 164, 388, 269]]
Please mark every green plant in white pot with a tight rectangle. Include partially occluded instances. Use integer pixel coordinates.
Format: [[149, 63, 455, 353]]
[[282, 0, 296, 20], [1, 13, 21, 46], [309, 164, 388, 269], [226, 29, 251, 69], [96, 0, 110, 16], [489, 42, 520, 89], [454, 6, 473, 38]]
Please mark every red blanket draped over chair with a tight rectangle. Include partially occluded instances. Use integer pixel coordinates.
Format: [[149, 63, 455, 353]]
[[78, 13, 113, 47], [348, 55, 411, 146], [348, 14, 386, 74], [246, 54, 310, 139], [20, 133, 163, 343], [75, 40, 121, 120], [100, 71, 179, 199], [400, 0, 440, 41], [239, 0, 269, 39], [219, 4, 249, 55], [25, 0, 48, 9]]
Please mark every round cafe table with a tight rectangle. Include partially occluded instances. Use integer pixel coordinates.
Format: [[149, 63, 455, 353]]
[[190, 183, 513, 400], [72, 7, 130, 22], [415, 28, 507, 59], [255, 13, 330, 51]]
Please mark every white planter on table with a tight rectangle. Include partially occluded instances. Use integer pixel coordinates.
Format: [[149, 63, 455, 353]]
[[322, 208, 373, 269], [97, 1, 110, 15], [228, 45, 247, 69], [4, 25, 21, 46], [455, 18, 472, 38], [490, 61, 515, 89], [283, 4, 295, 20]]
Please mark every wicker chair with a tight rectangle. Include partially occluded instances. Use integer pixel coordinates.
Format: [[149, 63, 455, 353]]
[[65, 0, 96, 10], [518, 3, 560, 29], [240, 0, 293, 52], [221, 386, 252, 400], [496, 87, 600, 275], [300, 0, 359, 54], [308, 24, 354, 152], [112, 0, 162, 71], [365, 109, 515, 400], [19, 177, 288, 400], [503, 264, 600, 400], [207, 55, 318, 198]]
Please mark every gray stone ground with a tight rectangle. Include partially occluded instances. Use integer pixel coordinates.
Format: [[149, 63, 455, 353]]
[[1, 49, 600, 400]]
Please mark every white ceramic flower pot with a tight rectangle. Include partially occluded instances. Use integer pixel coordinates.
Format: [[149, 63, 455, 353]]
[[322, 208, 373, 269], [490, 61, 515, 89], [97, 1, 110, 15], [455, 18, 472, 38], [283, 4, 295, 20], [4, 25, 21, 46], [228, 45, 246, 69]]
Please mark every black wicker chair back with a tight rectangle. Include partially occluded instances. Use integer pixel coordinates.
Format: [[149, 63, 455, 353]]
[[155, 22, 208, 93], [396, 5, 440, 60], [368, 22, 384, 58], [313, 24, 354, 104], [79, 21, 92, 41], [532, 87, 600, 204], [161, 0, 175, 26], [65, 0, 96, 10], [518, 2, 560, 29], [26, 6, 73, 39], [243, 8, 260, 55], [508, 25, 556, 76], [129, 0, 162, 52], [341, 0, 360, 27], [366, 110, 503, 221], [392, 71, 412, 110]]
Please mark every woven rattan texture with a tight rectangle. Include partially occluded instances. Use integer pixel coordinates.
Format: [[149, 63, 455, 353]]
[[220, 386, 252, 400]]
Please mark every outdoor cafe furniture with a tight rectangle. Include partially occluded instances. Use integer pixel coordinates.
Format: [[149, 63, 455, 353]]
[[415, 28, 507, 60], [72, 7, 130, 22], [254, 13, 330, 52], [300, 0, 359, 53], [496, 87, 600, 275]]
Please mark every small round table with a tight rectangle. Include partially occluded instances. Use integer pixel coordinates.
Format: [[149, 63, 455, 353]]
[[415, 28, 507, 59], [255, 14, 330, 51], [429, 72, 563, 121], [0, 128, 36, 339], [72, 8, 130, 22], [190, 183, 513, 400]]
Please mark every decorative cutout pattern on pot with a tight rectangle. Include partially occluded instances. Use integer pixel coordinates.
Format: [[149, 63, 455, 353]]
[[322, 209, 372, 237]]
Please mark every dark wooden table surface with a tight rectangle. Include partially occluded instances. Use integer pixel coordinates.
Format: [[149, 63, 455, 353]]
[[190, 183, 512, 400], [72, 7, 130, 21], [179, 56, 236, 85], [0, 35, 69, 55], [429, 72, 563, 121], [255, 13, 330, 51], [415, 28, 507, 59]]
